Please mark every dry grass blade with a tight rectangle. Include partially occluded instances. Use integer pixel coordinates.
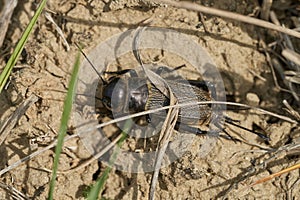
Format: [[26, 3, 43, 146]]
[[0, 94, 39, 146], [149, 82, 178, 200], [269, 11, 296, 52], [132, 27, 179, 200], [269, 10, 280, 26], [260, 0, 273, 21], [260, 40, 298, 96], [44, 11, 70, 51], [263, 10, 300, 103], [153, 0, 300, 38], [282, 48, 300, 67], [91, 101, 297, 128], [0, 0, 18, 46], [283, 100, 300, 121], [7, 101, 293, 175], [285, 71, 300, 84], [250, 163, 300, 186], [0, 182, 29, 200], [132, 27, 169, 97]]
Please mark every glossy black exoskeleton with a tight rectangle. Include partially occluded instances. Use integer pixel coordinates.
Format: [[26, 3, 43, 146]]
[[102, 67, 212, 125]]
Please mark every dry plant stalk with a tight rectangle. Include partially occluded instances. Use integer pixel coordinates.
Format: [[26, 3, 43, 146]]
[[282, 49, 300, 67], [266, 10, 300, 102], [283, 100, 300, 121], [0, 182, 29, 200], [0, 0, 18, 47], [269, 10, 280, 26], [153, 0, 300, 38], [149, 87, 178, 200], [259, 40, 298, 96], [250, 163, 300, 186], [260, 0, 273, 21], [132, 26, 179, 200]]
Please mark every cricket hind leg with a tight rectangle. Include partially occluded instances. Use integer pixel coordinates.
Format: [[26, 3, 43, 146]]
[[209, 115, 270, 141], [173, 116, 270, 142], [224, 116, 270, 141], [174, 122, 239, 141]]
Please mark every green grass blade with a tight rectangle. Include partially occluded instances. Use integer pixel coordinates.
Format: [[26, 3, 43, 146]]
[[48, 52, 81, 200], [87, 120, 132, 200], [0, 0, 47, 93]]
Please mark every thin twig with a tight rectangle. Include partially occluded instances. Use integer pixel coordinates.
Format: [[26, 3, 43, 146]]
[[247, 68, 267, 82], [250, 162, 300, 186], [153, 0, 300, 38], [198, 12, 208, 33]]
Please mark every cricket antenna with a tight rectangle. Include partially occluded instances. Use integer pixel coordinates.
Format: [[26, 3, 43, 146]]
[[74, 42, 106, 84], [224, 116, 270, 141]]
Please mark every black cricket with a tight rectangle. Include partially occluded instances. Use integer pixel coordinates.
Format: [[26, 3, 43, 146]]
[[100, 66, 269, 141]]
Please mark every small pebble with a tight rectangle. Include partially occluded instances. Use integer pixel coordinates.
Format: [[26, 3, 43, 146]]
[[10, 90, 19, 103], [246, 92, 260, 106]]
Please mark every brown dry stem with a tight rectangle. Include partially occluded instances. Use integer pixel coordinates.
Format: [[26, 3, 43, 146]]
[[153, 0, 300, 38], [0, 0, 18, 47]]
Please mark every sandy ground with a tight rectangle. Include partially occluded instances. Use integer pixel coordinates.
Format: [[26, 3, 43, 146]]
[[0, 0, 299, 199]]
